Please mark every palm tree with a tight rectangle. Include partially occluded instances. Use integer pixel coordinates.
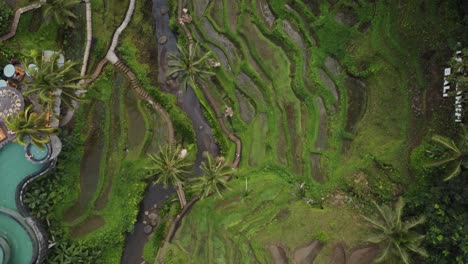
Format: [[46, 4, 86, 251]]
[[42, 0, 81, 28], [5, 105, 57, 148], [24, 54, 85, 111], [146, 145, 193, 207], [363, 198, 428, 264], [426, 126, 467, 181], [167, 43, 215, 90], [191, 152, 232, 199]]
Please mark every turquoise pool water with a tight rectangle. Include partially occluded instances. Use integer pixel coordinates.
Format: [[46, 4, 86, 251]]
[[0, 143, 43, 210], [27, 144, 49, 162], [0, 211, 33, 264], [0, 143, 45, 264]]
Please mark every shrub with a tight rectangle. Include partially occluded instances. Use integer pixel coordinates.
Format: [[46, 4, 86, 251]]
[[315, 231, 329, 244], [0, 2, 12, 36]]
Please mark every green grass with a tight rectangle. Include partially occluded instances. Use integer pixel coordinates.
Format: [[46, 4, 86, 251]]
[[88, 0, 129, 72], [163, 169, 369, 263], [6, 0, 463, 262], [164, 0, 465, 262], [2, 12, 60, 55]]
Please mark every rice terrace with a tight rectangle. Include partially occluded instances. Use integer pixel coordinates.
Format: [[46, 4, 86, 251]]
[[0, 0, 466, 263]]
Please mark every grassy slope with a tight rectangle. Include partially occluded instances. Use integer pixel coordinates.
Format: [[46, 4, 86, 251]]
[[164, 170, 368, 263], [164, 0, 464, 262]]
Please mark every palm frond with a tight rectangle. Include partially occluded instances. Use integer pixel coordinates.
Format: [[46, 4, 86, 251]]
[[403, 216, 426, 232], [431, 135, 461, 154], [443, 159, 462, 181]]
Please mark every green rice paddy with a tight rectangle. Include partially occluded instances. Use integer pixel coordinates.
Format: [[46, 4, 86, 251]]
[[2, 0, 463, 263]]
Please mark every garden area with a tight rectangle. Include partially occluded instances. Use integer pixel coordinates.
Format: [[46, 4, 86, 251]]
[[0, 0, 466, 263]]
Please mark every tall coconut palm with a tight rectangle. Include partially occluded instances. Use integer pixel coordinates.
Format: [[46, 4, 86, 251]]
[[167, 43, 215, 90], [5, 105, 57, 148], [24, 53, 85, 111], [146, 145, 193, 207], [191, 152, 232, 199], [426, 126, 467, 181], [363, 198, 428, 264], [42, 0, 81, 28]]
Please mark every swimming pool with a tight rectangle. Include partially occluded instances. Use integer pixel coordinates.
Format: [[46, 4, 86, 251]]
[[0, 236, 8, 264], [0, 143, 50, 264], [0, 209, 34, 264], [26, 143, 50, 163]]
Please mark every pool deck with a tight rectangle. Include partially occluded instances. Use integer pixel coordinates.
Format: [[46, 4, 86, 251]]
[[0, 143, 54, 264]]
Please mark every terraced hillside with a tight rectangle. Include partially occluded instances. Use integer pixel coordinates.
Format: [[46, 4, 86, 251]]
[[160, 0, 464, 262], [4, 0, 463, 262]]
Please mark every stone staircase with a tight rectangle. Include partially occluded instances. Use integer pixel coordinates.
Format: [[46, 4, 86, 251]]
[[114, 60, 175, 144]]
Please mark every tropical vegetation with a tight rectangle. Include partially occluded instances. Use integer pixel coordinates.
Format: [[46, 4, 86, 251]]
[[42, 0, 81, 28], [5, 105, 57, 148], [23, 53, 85, 110], [426, 126, 467, 181], [0, 2, 12, 35], [363, 198, 428, 263], [191, 152, 232, 199], [167, 43, 214, 90], [146, 144, 193, 207], [1, 0, 465, 263]]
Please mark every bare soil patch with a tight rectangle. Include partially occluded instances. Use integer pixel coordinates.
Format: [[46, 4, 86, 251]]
[[286, 103, 303, 175], [318, 69, 339, 102], [256, 0, 275, 30], [235, 89, 255, 123], [315, 97, 328, 150], [347, 245, 379, 264], [325, 56, 342, 78], [310, 153, 325, 183], [268, 244, 289, 264], [275, 208, 291, 221], [70, 215, 105, 238], [293, 240, 324, 264], [344, 76, 367, 133], [329, 243, 346, 264]]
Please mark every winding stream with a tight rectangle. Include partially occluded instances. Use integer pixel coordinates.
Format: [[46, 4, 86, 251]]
[[121, 0, 219, 262]]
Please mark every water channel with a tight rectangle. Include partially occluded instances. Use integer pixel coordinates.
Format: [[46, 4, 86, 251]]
[[121, 0, 219, 262]]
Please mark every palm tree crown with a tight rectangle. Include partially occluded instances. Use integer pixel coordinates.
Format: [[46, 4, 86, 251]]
[[24, 54, 85, 111], [363, 198, 427, 264], [167, 43, 215, 90], [146, 145, 193, 207], [192, 152, 232, 199], [5, 105, 57, 148], [146, 145, 193, 188], [426, 125, 467, 181], [42, 0, 81, 28]]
